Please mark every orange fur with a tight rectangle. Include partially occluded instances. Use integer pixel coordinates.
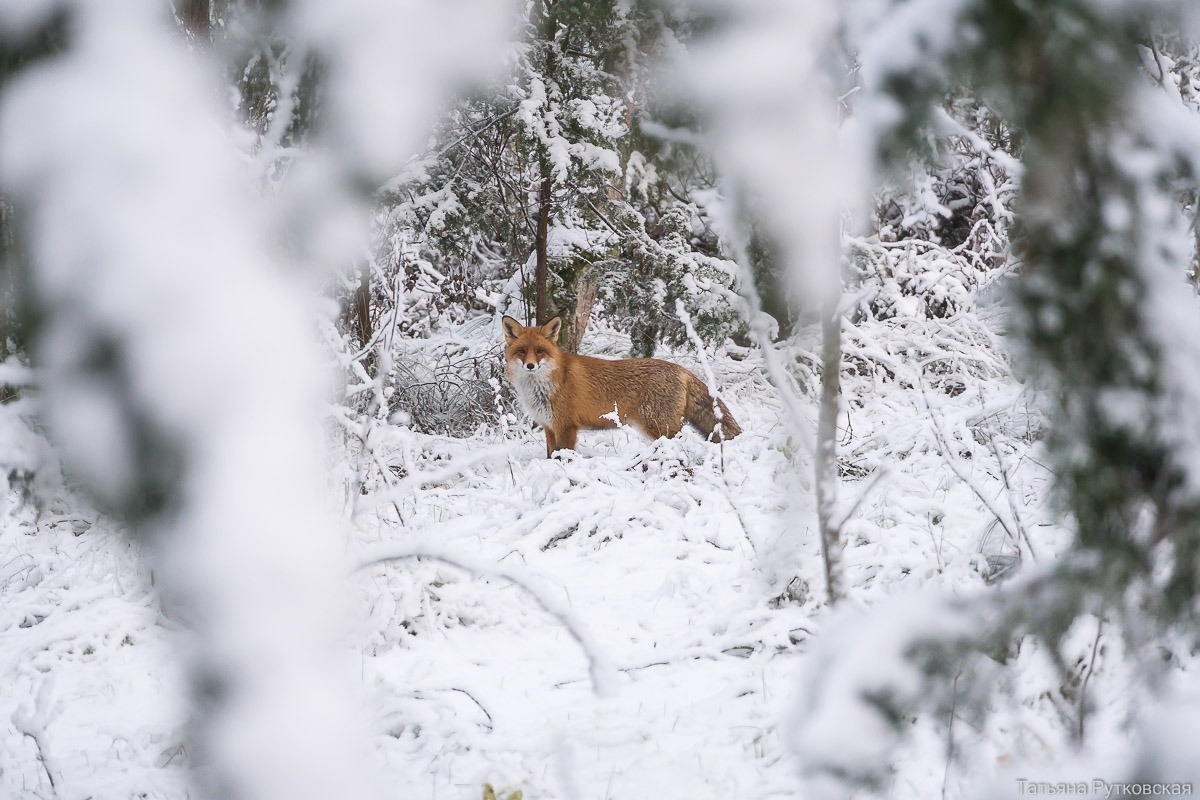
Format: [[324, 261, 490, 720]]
[[502, 315, 742, 457]]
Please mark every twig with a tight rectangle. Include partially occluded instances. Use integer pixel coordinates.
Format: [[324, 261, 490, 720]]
[[699, 472, 757, 556], [410, 687, 494, 731], [921, 381, 1024, 557], [435, 107, 519, 159], [346, 254, 408, 523], [831, 466, 889, 533], [943, 668, 962, 800], [975, 385, 1039, 562], [985, 429, 1039, 563], [13, 692, 59, 797], [1077, 617, 1103, 743]]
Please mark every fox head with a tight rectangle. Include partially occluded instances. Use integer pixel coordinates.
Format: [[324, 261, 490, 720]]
[[502, 315, 562, 374]]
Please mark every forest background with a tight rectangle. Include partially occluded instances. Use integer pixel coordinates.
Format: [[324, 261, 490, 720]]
[[3, 1, 1200, 798]]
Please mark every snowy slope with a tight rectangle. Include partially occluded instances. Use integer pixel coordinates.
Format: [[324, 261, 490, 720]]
[[343, 332, 816, 799], [0, 302, 1087, 800], [0, 476, 189, 797]]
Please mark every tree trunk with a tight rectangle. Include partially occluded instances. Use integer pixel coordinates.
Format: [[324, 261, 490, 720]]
[[628, 249, 658, 357], [748, 225, 797, 338], [350, 263, 374, 375], [176, 0, 212, 40], [815, 292, 844, 603], [0, 200, 20, 394], [560, 264, 599, 353], [535, 160, 551, 325], [1192, 191, 1200, 292], [533, 0, 556, 326]]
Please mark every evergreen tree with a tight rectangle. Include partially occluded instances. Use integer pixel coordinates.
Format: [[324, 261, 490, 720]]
[[793, 1, 1200, 792], [381, 0, 741, 355]]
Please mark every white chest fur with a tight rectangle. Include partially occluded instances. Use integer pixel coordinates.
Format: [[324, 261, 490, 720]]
[[508, 359, 556, 427]]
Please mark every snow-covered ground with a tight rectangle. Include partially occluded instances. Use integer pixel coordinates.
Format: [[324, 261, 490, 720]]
[[2, 298, 1112, 799]]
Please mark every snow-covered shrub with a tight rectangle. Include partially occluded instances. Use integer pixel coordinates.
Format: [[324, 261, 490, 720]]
[[853, 98, 1018, 322], [599, 198, 743, 355], [381, 233, 506, 338], [387, 344, 513, 437], [848, 233, 1008, 322], [791, 1, 1200, 797], [0, 360, 60, 522], [874, 99, 1017, 246]]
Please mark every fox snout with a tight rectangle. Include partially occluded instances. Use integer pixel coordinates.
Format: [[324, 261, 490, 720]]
[[513, 354, 546, 371]]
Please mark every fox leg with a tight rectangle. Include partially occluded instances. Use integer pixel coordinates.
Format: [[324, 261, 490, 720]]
[[544, 428, 557, 458], [556, 426, 579, 453]]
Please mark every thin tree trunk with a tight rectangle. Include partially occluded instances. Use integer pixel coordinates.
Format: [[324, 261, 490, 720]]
[[351, 263, 374, 375], [561, 265, 598, 353], [1192, 192, 1200, 292], [535, 161, 551, 325], [533, 0, 556, 326], [629, 250, 658, 358], [176, 0, 212, 40], [815, 292, 843, 603], [0, 200, 19, 385]]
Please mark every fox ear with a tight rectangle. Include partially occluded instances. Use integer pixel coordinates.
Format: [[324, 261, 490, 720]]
[[501, 315, 523, 343], [542, 316, 562, 342]]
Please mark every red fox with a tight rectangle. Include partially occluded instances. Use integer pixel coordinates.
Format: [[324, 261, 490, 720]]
[[502, 315, 742, 457]]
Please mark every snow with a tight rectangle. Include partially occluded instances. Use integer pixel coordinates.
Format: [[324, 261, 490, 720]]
[[0, 2, 380, 798], [1, 509, 189, 797], [788, 591, 977, 792], [1, 296, 1101, 799], [669, 0, 848, 303], [290, 0, 514, 179], [5, 1, 1200, 798]]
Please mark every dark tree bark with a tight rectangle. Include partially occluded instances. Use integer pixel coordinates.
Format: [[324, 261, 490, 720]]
[[350, 264, 375, 374], [535, 162, 551, 326], [627, 248, 659, 358], [176, 0, 212, 40], [560, 263, 598, 353], [531, 0, 558, 327]]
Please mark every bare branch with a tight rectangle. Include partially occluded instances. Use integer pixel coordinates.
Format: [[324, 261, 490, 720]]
[[353, 543, 617, 696]]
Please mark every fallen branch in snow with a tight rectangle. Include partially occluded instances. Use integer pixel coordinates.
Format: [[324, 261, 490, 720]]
[[921, 381, 1032, 563], [983, 424, 1039, 563], [17, 724, 57, 798], [698, 472, 758, 556], [13, 681, 60, 797], [410, 687, 494, 731], [353, 544, 617, 696]]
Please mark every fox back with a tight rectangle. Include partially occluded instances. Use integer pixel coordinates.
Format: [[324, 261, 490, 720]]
[[502, 315, 741, 457]]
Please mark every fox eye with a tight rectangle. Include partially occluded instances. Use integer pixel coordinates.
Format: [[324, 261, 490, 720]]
[[512, 349, 526, 359], [535, 349, 547, 358]]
